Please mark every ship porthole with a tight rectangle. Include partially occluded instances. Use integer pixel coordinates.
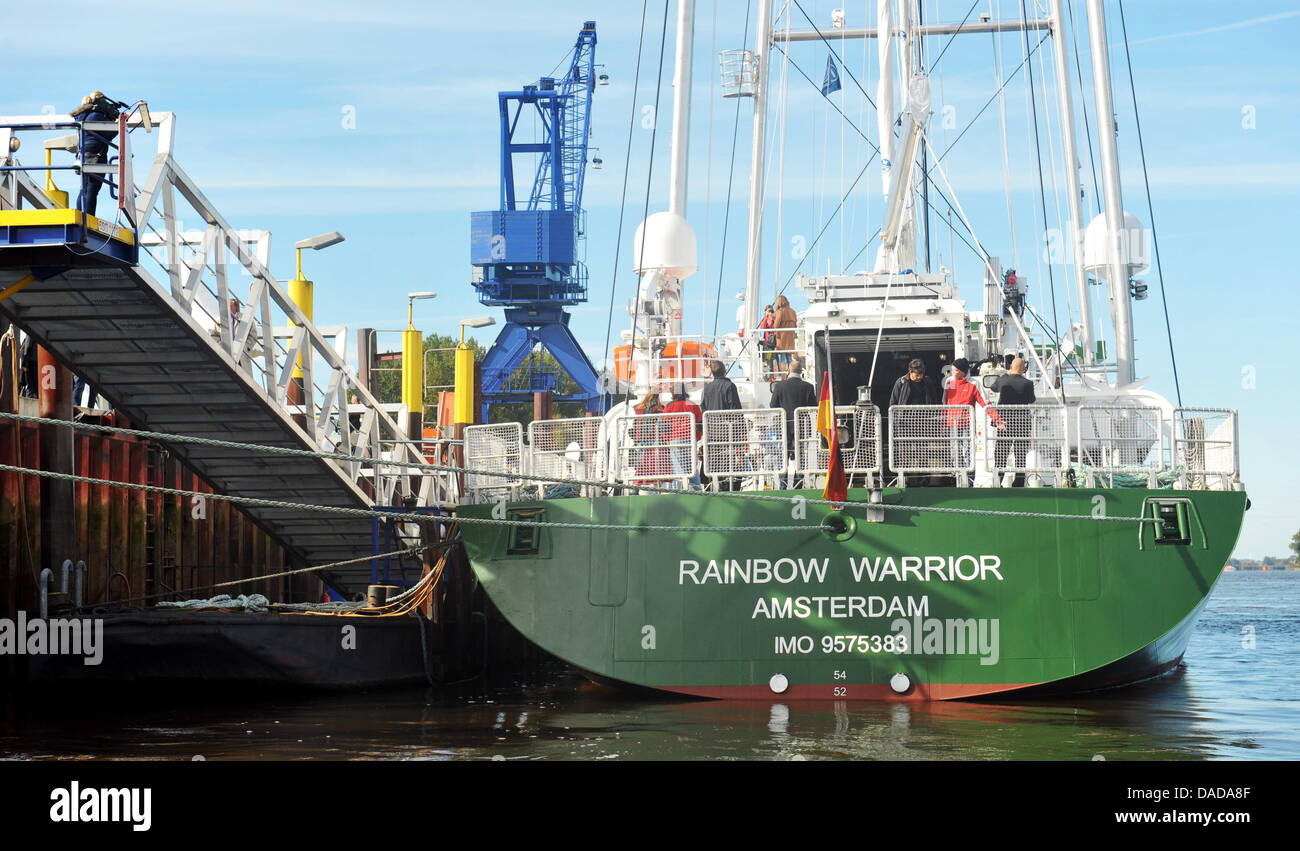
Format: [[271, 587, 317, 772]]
[[769, 673, 790, 694], [821, 512, 857, 542], [889, 673, 911, 694]]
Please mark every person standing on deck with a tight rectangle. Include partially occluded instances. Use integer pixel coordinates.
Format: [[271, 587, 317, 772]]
[[699, 360, 742, 491], [770, 360, 815, 448], [770, 359, 817, 487], [889, 358, 941, 408], [991, 357, 1036, 487], [944, 358, 1001, 484], [772, 295, 798, 373], [757, 305, 777, 380], [663, 386, 702, 489]]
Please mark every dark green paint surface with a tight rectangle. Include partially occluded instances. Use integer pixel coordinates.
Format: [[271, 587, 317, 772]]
[[459, 488, 1246, 694]]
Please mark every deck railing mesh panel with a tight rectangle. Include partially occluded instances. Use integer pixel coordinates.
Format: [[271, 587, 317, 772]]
[[982, 405, 1069, 473], [888, 405, 976, 474], [1076, 406, 1165, 473], [1174, 407, 1238, 478], [464, 422, 524, 492], [613, 413, 696, 482], [794, 405, 882, 474], [702, 408, 786, 476], [528, 417, 607, 483]]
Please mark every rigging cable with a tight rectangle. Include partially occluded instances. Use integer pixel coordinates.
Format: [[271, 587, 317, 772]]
[[1020, 0, 1063, 350], [627, 0, 673, 396], [1118, 0, 1182, 406], [712, 0, 754, 337], [599, 0, 652, 397], [991, 0, 1021, 270], [701, 0, 718, 335]]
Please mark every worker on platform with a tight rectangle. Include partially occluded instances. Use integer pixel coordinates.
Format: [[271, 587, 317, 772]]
[[70, 91, 124, 216]]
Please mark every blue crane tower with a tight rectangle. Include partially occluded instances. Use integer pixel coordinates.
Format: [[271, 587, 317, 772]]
[[470, 20, 605, 420]]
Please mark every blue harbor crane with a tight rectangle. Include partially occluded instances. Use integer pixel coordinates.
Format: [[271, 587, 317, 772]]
[[470, 20, 606, 420]]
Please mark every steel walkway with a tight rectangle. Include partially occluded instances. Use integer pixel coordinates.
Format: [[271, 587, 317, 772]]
[[0, 112, 453, 595]]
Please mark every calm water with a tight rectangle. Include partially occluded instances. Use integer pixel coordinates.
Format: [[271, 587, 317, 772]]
[[1, 572, 1296, 761]]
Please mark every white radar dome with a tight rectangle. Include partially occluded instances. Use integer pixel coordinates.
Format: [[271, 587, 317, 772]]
[[1083, 211, 1149, 277], [633, 211, 698, 279]]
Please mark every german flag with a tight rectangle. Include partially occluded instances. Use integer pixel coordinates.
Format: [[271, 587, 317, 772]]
[[816, 372, 848, 503]]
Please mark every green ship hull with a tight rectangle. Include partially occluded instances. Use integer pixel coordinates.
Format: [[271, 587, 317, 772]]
[[459, 487, 1245, 700]]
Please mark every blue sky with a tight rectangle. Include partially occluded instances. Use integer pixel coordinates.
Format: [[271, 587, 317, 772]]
[[3, 0, 1297, 557]]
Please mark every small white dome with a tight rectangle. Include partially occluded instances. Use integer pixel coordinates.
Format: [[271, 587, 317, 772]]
[[633, 211, 698, 279], [1083, 211, 1149, 276]]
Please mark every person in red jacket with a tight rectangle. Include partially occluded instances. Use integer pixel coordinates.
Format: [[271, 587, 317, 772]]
[[944, 358, 1002, 483], [663, 386, 703, 488]]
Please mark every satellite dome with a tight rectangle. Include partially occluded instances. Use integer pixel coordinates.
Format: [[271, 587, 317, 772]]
[[633, 211, 697, 279], [1083, 211, 1149, 276]]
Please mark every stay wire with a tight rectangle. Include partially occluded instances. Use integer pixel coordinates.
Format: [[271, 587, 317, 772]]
[[599, 0, 652, 403], [628, 0, 673, 393], [1118, 0, 1182, 406], [1021, 0, 1062, 349], [712, 0, 754, 337]]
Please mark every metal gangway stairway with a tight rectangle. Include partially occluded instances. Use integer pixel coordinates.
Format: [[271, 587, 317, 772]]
[[0, 111, 450, 596]]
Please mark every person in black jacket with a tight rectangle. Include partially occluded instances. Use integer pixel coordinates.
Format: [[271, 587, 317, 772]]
[[888, 358, 941, 408], [699, 360, 742, 491], [70, 91, 123, 216], [770, 359, 816, 453], [699, 359, 741, 413], [991, 357, 1036, 486]]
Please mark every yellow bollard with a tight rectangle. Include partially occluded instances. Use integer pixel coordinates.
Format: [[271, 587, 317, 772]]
[[454, 344, 475, 425], [402, 327, 423, 417], [287, 248, 313, 379]]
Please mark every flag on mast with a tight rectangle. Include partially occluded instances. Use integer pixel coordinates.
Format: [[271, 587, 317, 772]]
[[816, 372, 848, 503], [822, 55, 842, 96]]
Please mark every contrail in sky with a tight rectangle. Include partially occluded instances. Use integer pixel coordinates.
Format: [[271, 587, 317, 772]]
[[1129, 10, 1300, 45]]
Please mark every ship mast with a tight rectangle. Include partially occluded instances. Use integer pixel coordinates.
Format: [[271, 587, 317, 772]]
[[1084, 0, 1136, 385], [668, 0, 695, 219], [1048, 0, 1095, 366], [742, 0, 773, 334]]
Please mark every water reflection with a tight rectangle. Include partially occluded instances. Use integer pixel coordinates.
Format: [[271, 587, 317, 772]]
[[1, 573, 1295, 761]]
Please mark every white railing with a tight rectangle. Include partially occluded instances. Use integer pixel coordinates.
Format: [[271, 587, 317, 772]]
[[454, 404, 1239, 500], [639, 328, 808, 392], [1, 111, 433, 507], [464, 422, 524, 498], [612, 412, 696, 485], [794, 405, 882, 477], [528, 416, 607, 497], [983, 404, 1069, 475], [1174, 407, 1239, 489], [888, 404, 977, 478], [702, 408, 786, 483], [1076, 405, 1165, 477]]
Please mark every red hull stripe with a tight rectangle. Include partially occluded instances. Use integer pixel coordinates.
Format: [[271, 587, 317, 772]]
[[657, 681, 1041, 701]]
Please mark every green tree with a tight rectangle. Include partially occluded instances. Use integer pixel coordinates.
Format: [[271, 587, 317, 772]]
[[1291, 529, 1300, 560]]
